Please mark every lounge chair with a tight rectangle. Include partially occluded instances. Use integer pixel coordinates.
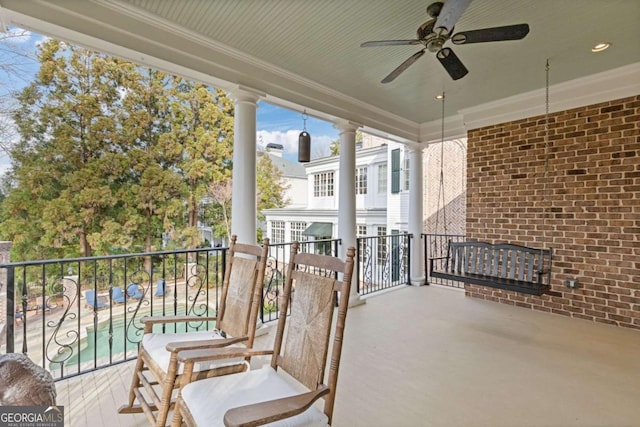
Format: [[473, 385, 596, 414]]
[[84, 290, 106, 310], [35, 296, 53, 314], [171, 243, 356, 427], [126, 283, 143, 299], [111, 287, 126, 304], [155, 279, 167, 297], [118, 235, 270, 427]]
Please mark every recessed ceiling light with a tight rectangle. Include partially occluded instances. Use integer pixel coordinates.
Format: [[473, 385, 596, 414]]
[[435, 94, 444, 100], [591, 42, 611, 52]]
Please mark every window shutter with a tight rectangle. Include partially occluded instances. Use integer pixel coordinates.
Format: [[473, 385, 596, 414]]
[[391, 149, 400, 194]]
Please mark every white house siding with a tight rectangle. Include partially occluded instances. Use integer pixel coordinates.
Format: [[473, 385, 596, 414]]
[[386, 141, 411, 234], [284, 177, 307, 207], [262, 136, 467, 239]]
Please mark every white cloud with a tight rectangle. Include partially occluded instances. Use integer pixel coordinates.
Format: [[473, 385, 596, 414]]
[[2, 28, 32, 44]]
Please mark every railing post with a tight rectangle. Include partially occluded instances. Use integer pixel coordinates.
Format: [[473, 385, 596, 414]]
[[355, 238, 360, 293], [407, 234, 412, 286], [5, 266, 15, 353], [422, 234, 428, 286]]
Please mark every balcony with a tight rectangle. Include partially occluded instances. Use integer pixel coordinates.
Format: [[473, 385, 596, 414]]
[[50, 283, 640, 426], [1, 237, 639, 426]]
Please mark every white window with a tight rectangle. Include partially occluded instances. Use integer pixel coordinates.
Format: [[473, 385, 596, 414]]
[[356, 167, 368, 195], [290, 221, 306, 243], [357, 225, 367, 237], [271, 221, 285, 243], [377, 164, 387, 194], [313, 172, 334, 197], [403, 155, 410, 191]]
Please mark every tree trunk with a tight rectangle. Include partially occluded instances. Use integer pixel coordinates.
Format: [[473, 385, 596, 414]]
[[79, 231, 91, 257]]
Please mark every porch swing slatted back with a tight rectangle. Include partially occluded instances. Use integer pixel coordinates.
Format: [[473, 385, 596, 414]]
[[430, 242, 554, 296]]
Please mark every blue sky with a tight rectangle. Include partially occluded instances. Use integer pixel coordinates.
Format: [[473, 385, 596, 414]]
[[0, 27, 338, 175], [257, 103, 338, 161]]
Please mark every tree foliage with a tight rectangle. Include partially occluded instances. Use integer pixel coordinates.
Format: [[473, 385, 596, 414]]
[[0, 40, 242, 260], [328, 130, 362, 156], [256, 153, 289, 220]]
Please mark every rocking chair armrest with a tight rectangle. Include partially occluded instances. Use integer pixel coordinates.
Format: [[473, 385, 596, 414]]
[[141, 315, 218, 325], [177, 347, 274, 364], [166, 336, 248, 353], [223, 386, 330, 427], [429, 256, 448, 261]]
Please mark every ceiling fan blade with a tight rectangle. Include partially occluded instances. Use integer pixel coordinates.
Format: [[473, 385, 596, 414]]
[[435, 0, 473, 35], [451, 24, 530, 44], [381, 49, 426, 83], [360, 40, 422, 47], [436, 47, 468, 80]]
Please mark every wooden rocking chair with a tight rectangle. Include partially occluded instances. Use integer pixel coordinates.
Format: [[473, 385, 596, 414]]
[[118, 235, 270, 427], [171, 243, 356, 427]]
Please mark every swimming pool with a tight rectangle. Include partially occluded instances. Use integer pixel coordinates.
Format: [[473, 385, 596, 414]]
[[50, 305, 217, 374]]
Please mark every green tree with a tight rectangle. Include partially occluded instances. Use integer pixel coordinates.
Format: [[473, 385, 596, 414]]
[[169, 82, 234, 248], [2, 40, 126, 258], [256, 153, 289, 222], [329, 138, 340, 156], [0, 38, 238, 259], [328, 130, 363, 156], [114, 67, 185, 255]]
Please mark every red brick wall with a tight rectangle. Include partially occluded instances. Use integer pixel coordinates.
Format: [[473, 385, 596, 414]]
[[424, 140, 467, 235], [466, 95, 640, 330]]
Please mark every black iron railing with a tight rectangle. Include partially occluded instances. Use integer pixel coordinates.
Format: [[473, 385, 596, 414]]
[[422, 233, 466, 288], [1, 235, 417, 379], [1, 248, 226, 380], [356, 233, 411, 295], [261, 239, 341, 323]]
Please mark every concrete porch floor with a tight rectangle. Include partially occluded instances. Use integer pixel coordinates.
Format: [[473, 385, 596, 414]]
[[55, 285, 640, 427]]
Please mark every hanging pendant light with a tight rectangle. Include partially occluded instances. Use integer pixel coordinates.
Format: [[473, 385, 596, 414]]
[[298, 110, 311, 163]]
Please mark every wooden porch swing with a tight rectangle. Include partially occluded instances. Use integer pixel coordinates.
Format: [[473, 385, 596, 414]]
[[429, 61, 557, 297]]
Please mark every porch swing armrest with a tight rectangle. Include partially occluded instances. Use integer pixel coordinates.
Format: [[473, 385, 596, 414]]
[[428, 256, 449, 273]]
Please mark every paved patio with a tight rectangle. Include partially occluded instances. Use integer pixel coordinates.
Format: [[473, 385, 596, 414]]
[[55, 285, 640, 427]]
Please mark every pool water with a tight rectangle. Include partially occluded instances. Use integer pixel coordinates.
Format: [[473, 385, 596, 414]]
[[51, 306, 217, 371]]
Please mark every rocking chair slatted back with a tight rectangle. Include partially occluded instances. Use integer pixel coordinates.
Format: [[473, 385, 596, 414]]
[[272, 244, 355, 423]]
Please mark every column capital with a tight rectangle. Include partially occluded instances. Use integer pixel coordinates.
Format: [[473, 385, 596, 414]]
[[404, 142, 425, 152], [229, 86, 265, 104], [333, 119, 360, 134]]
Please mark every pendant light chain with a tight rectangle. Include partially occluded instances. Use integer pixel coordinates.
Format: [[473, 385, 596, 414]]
[[542, 59, 551, 249], [435, 92, 448, 235]]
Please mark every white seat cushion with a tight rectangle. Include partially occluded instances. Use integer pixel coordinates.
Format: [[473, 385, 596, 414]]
[[181, 365, 328, 426], [142, 330, 246, 374]]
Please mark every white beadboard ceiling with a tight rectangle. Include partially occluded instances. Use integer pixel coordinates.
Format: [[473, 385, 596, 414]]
[[0, 0, 639, 142]]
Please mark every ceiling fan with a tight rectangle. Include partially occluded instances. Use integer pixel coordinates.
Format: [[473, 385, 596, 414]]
[[361, 0, 530, 82]]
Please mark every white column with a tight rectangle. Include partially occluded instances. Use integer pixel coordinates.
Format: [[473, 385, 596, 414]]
[[230, 89, 261, 244], [408, 145, 425, 285], [334, 120, 365, 307]]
